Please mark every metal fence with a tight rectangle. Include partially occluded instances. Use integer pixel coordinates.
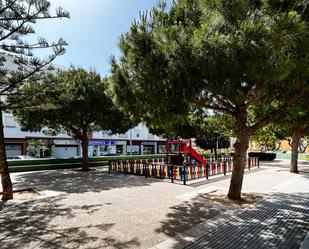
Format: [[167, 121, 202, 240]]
[[108, 157, 259, 185]]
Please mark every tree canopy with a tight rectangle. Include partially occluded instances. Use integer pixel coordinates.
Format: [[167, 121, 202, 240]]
[[194, 114, 233, 158], [111, 0, 309, 199], [12, 68, 133, 171]]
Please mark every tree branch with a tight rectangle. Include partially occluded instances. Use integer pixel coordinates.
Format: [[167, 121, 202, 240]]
[[0, 53, 61, 94], [248, 84, 309, 134]]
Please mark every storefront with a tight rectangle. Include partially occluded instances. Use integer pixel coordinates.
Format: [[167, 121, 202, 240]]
[[116, 140, 126, 155], [143, 141, 155, 155], [26, 138, 80, 158], [4, 138, 27, 158], [126, 141, 141, 155], [157, 141, 167, 154], [89, 140, 116, 156]]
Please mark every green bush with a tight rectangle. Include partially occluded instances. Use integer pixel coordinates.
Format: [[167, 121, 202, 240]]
[[8, 154, 166, 172], [248, 152, 276, 161], [9, 160, 109, 173], [8, 154, 165, 167]]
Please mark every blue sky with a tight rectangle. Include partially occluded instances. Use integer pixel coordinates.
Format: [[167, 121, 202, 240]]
[[35, 0, 166, 77]]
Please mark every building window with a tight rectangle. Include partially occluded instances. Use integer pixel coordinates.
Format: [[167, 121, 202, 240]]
[[135, 129, 140, 138], [159, 145, 167, 154], [143, 146, 154, 155], [4, 116, 16, 127], [118, 133, 128, 138], [126, 145, 140, 155], [147, 134, 154, 140]]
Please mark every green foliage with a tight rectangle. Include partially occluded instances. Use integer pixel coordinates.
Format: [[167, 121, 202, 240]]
[[251, 124, 286, 151], [0, 0, 69, 104], [8, 154, 165, 172], [111, 0, 308, 198], [111, 0, 308, 136], [279, 97, 309, 137], [11, 68, 134, 139], [193, 114, 233, 152]]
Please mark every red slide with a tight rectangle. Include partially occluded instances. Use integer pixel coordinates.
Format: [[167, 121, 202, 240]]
[[181, 142, 206, 166]]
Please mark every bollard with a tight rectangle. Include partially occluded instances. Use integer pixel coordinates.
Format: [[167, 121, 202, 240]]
[[171, 164, 174, 183], [183, 164, 187, 185], [224, 160, 227, 176], [144, 161, 147, 178]]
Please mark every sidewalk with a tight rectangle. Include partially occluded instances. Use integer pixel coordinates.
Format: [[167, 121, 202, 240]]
[[1, 160, 308, 249], [153, 161, 309, 249], [183, 192, 309, 249]]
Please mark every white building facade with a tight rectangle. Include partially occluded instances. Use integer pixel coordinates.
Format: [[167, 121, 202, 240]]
[[3, 112, 166, 159]]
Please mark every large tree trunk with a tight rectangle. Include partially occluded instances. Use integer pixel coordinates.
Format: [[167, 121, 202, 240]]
[[290, 131, 300, 174], [0, 112, 13, 201], [81, 138, 89, 172], [228, 106, 249, 200]]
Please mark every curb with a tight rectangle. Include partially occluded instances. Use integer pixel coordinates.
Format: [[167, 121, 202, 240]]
[[300, 232, 309, 249]]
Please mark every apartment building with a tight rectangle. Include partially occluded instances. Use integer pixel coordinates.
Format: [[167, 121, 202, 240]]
[[3, 112, 166, 158]]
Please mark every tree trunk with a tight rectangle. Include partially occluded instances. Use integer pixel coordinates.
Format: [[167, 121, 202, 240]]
[[214, 137, 218, 160], [214, 148, 218, 161], [228, 106, 249, 200], [81, 138, 89, 172], [290, 131, 300, 174], [0, 112, 13, 201]]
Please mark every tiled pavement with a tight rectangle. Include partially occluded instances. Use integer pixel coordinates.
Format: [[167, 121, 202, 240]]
[[184, 193, 309, 249]]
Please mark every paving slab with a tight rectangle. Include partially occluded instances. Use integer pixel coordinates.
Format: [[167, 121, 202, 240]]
[[0, 160, 308, 249], [183, 192, 309, 249]]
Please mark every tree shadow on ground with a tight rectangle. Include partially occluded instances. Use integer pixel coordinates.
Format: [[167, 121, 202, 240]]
[[156, 197, 224, 237], [262, 160, 309, 169], [156, 192, 309, 249], [0, 196, 140, 249], [12, 169, 157, 194]]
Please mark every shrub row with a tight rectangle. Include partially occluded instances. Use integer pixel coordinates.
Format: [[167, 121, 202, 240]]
[[9, 160, 109, 173], [8, 154, 166, 173], [8, 154, 166, 167], [248, 152, 276, 161]]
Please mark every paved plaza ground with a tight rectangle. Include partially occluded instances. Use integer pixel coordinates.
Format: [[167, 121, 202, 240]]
[[0, 160, 308, 249]]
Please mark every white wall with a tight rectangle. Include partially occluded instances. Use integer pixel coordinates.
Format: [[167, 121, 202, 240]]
[[3, 113, 164, 142], [92, 123, 163, 141], [3, 113, 74, 139]]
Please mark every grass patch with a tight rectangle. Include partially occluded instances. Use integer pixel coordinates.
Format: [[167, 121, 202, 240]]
[[276, 153, 308, 160]]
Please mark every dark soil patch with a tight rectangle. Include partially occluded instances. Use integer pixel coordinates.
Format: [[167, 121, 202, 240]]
[[198, 190, 262, 208], [0, 188, 40, 199]]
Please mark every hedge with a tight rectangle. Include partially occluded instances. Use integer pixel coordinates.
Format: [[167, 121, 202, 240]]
[[8, 154, 165, 167], [8, 154, 166, 172], [9, 161, 109, 173], [248, 152, 276, 161]]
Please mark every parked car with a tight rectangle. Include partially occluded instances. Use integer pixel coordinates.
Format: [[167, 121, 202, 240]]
[[7, 155, 37, 160]]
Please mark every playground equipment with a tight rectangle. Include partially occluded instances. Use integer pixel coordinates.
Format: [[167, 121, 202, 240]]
[[108, 156, 259, 185], [108, 138, 259, 185], [166, 139, 206, 166]]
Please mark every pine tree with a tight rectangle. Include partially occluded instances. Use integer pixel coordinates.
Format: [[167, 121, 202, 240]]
[[0, 0, 69, 201], [11, 68, 134, 172], [111, 0, 308, 200]]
